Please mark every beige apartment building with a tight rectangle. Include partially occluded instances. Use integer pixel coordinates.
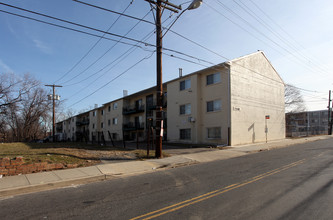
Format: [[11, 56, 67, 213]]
[[57, 51, 285, 146]]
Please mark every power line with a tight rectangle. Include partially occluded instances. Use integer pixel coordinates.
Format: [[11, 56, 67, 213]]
[[64, 12, 177, 103], [60, 9, 153, 85], [65, 29, 155, 90], [204, 0, 330, 78], [247, 0, 332, 73], [233, 0, 331, 76], [0, 9, 149, 49], [2, 1, 323, 104], [63, 11, 175, 89], [0, 2, 155, 47], [0, 3, 206, 73], [208, 0, 332, 78], [54, 0, 135, 84], [67, 51, 155, 108], [72, 0, 155, 25]]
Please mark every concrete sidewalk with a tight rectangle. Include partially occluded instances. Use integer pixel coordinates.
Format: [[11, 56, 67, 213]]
[[1, 135, 331, 197]]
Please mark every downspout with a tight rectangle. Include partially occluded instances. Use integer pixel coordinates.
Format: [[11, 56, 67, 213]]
[[226, 62, 232, 146]]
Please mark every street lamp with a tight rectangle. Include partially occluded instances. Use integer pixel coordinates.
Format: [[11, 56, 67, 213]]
[[162, 0, 202, 37], [149, 0, 202, 158], [187, 0, 203, 10]]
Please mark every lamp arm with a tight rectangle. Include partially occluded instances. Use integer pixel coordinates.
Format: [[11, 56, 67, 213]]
[[162, 9, 187, 38]]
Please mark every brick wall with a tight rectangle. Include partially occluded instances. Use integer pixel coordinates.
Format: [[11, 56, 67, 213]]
[[0, 157, 66, 176]]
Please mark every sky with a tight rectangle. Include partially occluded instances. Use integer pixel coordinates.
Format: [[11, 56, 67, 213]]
[[0, 0, 332, 115]]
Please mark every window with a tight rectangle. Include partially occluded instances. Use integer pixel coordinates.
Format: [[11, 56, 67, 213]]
[[207, 127, 221, 139], [113, 102, 118, 110], [180, 104, 191, 115], [92, 123, 95, 129], [101, 110, 104, 115], [108, 105, 111, 112], [93, 111, 96, 117], [113, 118, 118, 125], [135, 99, 143, 109], [180, 129, 191, 140], [180, 79, 191, 91], [206, 72, 221, 85], [101, 122, 104, 128], [108, 119, 111, 126], [207, 100, 222, 112]]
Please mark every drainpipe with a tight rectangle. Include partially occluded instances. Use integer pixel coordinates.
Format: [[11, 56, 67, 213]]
[[227, 62, 231, 146]]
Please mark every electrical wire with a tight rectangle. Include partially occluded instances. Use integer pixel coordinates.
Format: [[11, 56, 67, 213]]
[[2, 1, 325, 109], [60, 9, 153, 85], [54, 0, 135, 84], [211, 0, 331, 78], [65, 29, 155, 91], [0, 9, 150, 49], [0, 3, 216, 78], [72, 0, 155, 25], [67, 51, 155, 108], [61, 0, 332, 90], [0, 3, 155, 47], [247, 0, 332, 73], [233, 0, 331, 77], [64, 11, 175, 90]]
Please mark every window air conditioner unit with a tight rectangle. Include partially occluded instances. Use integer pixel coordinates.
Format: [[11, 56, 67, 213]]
[[188, 117, 196, 122]]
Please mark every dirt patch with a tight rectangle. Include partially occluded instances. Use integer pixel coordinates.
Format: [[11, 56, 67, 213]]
[[0, 142, 168, 175]]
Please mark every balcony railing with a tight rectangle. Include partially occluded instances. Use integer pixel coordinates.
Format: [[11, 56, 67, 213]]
[[147, 100, 167, 110], [76, 119, 89, 126], [123, 122, 145, 131], [122, 104, 145, 115]]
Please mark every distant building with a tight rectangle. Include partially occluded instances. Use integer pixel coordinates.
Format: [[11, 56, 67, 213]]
[[286, 110, 329, 137], [57, 51, 285, 146]]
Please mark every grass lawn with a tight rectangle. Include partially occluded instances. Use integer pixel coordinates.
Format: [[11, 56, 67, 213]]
[[0, 142, 169, 168]]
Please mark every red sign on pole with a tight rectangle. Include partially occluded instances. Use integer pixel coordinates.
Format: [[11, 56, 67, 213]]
[[265, 115, 270, 119]]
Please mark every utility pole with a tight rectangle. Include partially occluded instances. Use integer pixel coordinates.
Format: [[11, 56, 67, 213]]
[[328, 90, 332, 135], [145, 0, 201, 158], [155, 0, 163, 158], [45, 84, 62, 141], [146, 0, 181, 158]]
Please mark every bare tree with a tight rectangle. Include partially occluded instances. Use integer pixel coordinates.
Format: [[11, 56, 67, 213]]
[[0, 73, 39, 112], [1, 73, 52, 141], [285, 84, 306, 113]]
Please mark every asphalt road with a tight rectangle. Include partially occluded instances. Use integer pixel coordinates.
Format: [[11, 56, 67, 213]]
[[1, 138, 333, 220]]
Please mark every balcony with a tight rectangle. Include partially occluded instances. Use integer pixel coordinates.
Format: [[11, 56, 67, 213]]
[[123, 104, 145, 115], [76, 119, 89, 126], [123, 122, 145, 131], [147, 100, 167, 110]]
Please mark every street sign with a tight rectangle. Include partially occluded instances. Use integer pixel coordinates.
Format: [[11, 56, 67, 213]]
[[265, 115, 270, 119]]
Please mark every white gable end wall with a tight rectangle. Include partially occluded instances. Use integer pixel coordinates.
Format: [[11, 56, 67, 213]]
[[230, 52, 285, 145]]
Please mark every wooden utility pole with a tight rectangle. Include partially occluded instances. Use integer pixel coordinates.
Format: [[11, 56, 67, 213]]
[[45, 84, 62, 141], [145, 0, 181, 158], [155, 0, 163, 158], [328, 90, 332, 135], [144, 0, 201, 158]]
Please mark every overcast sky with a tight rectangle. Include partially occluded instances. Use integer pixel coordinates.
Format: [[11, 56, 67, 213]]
[[0, 0, 332, 114]]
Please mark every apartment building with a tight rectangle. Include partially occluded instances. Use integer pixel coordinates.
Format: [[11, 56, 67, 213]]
[[286, 110, 329, 137], [75, 111, 89, 142], [58, 117, 76, 141], [57, 51, 285, 146], [167, 51, 285, 145]]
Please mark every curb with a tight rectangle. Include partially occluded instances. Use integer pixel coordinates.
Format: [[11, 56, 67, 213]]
[[1, 135, 332, 198], [0, 175, 107, 198]]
